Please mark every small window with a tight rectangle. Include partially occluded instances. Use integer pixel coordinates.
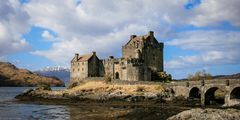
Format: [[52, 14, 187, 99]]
[[82, 68, 84, 71], [78, 68, 79, 71], [73, 69, 74, 72], [78, 63, 79, 65], [82, 62, 84, 65]]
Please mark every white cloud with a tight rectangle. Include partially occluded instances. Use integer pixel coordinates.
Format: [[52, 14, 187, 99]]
[[22, 0, 240, 66], [41, 30, 55, 40], [0, 0, 31, 56], [190, 0, 240, 26], [1, 0, 240, 73], [32, 24, 149, 63], [25, 0, 190, 63], [166, 30, 240, 69]]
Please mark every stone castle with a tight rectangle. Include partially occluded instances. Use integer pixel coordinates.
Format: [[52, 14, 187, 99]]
[[70, 31, 171, 84]]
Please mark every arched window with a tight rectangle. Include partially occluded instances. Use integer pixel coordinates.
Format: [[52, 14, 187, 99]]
[[115, 72, 119, 79]]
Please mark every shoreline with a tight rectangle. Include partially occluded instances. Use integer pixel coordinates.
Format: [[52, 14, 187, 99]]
[[14, 82, 240, 120]]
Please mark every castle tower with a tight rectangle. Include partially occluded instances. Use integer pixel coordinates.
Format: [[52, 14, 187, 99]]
[[122, 31, 164, 72]]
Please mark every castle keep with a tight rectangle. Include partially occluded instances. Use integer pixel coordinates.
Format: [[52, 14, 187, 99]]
[[70, 31, 170, 84]]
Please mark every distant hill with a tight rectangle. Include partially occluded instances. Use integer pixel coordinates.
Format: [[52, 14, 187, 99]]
[[0, 62, 65, 87], [34, 66, 70, 84], [176, 73, 240, 81], [212, 73, 240, 79]]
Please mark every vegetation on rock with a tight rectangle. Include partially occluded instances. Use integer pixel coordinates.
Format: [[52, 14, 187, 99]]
[[187, 70, 212, 81]]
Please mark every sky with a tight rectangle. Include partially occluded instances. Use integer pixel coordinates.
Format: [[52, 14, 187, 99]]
[[0, 0, 240, 79]]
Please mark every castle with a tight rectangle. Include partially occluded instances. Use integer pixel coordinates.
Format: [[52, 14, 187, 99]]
[[70, 31, 171, 84]]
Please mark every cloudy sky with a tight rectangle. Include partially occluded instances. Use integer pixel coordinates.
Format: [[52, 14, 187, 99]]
[[0, 0, 240, 79]]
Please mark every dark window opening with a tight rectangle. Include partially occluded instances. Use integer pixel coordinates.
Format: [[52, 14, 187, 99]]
[[115, 72, 119, 79]]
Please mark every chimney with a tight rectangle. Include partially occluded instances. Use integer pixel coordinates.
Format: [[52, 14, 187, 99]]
[[92, 51, 96, 55], [130, 35, 136, 39], [109, 56, 114, 59], [148, 31, 154, 36], [75, 53, 79, 59]]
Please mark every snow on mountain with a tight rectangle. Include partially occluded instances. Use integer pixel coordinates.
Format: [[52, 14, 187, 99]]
[[35, 66, 70, 84]]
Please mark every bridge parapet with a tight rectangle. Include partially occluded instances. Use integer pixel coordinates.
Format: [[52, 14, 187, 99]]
[[170, 79, 240, 87], [168, 79, 240, 107]]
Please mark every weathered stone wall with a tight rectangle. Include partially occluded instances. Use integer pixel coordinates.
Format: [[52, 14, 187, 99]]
[[102, 58, 151, 81], [142, 42, 163, 72], [122, 32, 164, 72], [70, 31, 165, 83], [88, 55, 102, 77], [70, 61, 88, 84]]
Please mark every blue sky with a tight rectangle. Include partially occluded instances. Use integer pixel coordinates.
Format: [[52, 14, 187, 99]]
[[0, 0, 240, 79]]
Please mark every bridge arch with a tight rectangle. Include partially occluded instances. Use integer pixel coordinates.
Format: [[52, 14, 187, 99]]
[[230, 87, 240, 99], [189, 87, 200, 99], [204, 87, 225, 105]]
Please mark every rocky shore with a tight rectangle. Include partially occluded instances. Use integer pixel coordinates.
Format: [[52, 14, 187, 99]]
[[168, 108, 240, 120], [15, 80, 240, 120], [15, 80, 175, 104]]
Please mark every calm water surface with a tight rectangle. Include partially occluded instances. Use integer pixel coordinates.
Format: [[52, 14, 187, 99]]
[[0, 87, 69, 120], [0, 87, 188, 120]]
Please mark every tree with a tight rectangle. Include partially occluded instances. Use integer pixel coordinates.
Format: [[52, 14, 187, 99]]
[[187, 70, 212, 81]]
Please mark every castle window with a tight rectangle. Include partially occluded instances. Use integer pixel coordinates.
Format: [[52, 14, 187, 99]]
[[78, 68, 79, 71], [73, 69, 74, 72], [153, 54, 155, 61], [78, 63, 79, 65], [82, 62, 84, 65], [82, 68, 84, 71]]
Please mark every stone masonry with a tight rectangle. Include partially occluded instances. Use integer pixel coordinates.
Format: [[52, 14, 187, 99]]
[[70, 31, 171, 84]]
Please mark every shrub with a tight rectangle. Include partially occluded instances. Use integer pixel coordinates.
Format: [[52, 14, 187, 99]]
[[68, 82, 78, 89], [136, 86, 145, 92], [104, 72, 112, 84], [36, 83, 51, 91], [188, 70, 212, 81]]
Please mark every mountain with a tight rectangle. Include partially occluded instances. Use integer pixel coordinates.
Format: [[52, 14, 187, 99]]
[[34, 66, 70, 84], [0, 62, 65, 87], [212, 73, 240, 79], [176, 73, 240, 81]]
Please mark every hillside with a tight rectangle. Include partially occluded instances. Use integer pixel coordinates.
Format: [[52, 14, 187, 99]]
[[0, 62, 65, 87], [35, 67, 70, 84], [212, 73, 240, 79], [177, 73, 240, 81]]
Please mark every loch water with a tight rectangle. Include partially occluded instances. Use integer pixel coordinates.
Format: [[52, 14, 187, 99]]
[[0, 87, 69, 120], [0, 87, 189, 120]]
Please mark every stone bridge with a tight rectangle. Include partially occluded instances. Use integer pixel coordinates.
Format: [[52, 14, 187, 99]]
[[169, 79, 240, 106]]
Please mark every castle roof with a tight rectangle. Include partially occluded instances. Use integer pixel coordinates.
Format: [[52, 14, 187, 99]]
[[125, 31, 154, 45], [77, 54, 93, 62], [71, 53, 94, 62]]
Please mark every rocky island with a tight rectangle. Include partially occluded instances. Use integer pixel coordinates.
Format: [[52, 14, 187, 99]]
[[15, 32, 240, 119], [0, 62, 65, 87]]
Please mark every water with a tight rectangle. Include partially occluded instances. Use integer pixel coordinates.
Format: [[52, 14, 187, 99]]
[[0, 87, 69, 120], [0, 87, 188, 120]]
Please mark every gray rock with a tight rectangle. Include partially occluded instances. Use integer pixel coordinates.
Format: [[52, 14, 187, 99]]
[[167, 108, 240, 120]]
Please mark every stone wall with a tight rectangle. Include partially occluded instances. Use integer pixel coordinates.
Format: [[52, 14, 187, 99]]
[[70, 61, 88, 84], [142, 42, 164, 72], [70, 31, 166, 83], [88, 55, 102, 77]]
